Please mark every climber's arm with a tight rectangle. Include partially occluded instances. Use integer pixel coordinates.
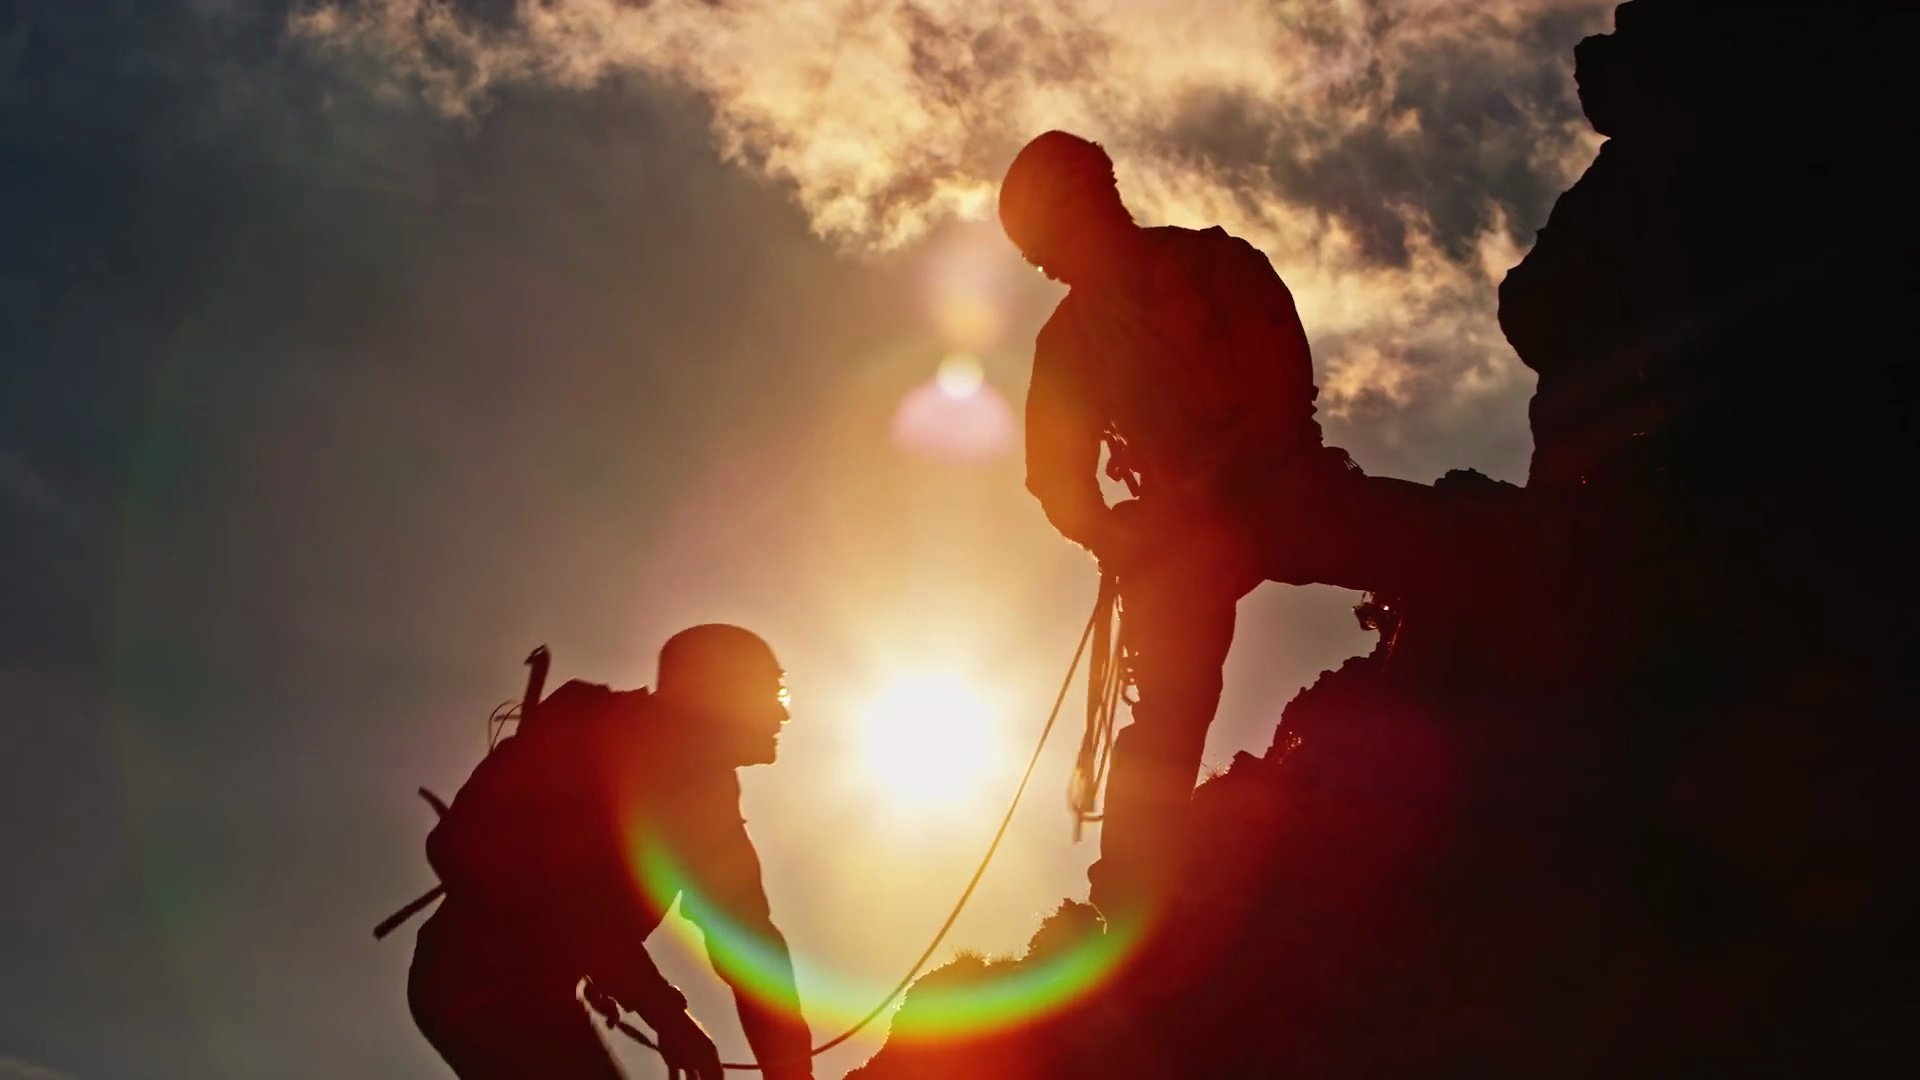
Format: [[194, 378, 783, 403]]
[[593, 930, 723, 1080], [680, 808, 813, 1080], [1025, 303, 1113, 552], [590, 932, 689, 1028]]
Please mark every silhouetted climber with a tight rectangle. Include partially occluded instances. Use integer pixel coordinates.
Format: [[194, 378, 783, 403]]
[[407, 625, 813, 1080], [999, 131, 1437, 927]]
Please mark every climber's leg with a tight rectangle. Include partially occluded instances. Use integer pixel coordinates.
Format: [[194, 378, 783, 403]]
[[409, 910, 622, 1080], [1089, 557, 1242, 932], [1254, 448, 1456, 594]]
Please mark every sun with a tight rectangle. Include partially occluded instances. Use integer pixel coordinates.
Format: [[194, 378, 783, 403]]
[[859, 672, 999, 809]]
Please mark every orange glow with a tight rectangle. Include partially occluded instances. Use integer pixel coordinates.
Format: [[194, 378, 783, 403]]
[[919, 226, 1017, 352], [932, 289, 1004, 353], [889, 364, 1015, 461], [858, 672, 999, 808]]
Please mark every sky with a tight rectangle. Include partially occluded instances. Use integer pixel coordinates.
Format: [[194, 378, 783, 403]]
[[1, 1, 1611, 1076]]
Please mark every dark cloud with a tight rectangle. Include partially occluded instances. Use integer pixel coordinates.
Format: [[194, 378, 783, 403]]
[[289, 1, 1614, 481], [1164, 4, 1602, 267]]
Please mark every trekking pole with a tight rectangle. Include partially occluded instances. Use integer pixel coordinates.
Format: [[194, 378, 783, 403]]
[[372, 785, 452, 940]]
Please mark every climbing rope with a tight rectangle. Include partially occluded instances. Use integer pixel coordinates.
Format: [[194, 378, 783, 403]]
[[1069, 572, 1129, 840], [1067, 425, 1142, 840], [609, 591, 1110, 1071]]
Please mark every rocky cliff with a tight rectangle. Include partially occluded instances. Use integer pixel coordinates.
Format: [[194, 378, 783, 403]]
[[850, 2, 1919, 1074]]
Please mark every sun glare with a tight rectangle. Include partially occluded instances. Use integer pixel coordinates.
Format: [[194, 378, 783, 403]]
[[936, 352, 984, 399], [859, 672, 998, 809]]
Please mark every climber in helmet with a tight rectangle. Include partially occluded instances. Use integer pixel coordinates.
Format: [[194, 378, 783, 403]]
[[407, 625, 813, 1080], [999, 131, 1420, 930]]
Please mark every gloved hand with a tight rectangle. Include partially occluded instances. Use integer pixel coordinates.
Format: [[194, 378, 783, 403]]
[[582, 979, 622, 1028], [654, 1009, 724, 1080]]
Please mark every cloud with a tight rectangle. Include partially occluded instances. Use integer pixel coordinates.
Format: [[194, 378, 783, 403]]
[[289, 0, 1614, 478]]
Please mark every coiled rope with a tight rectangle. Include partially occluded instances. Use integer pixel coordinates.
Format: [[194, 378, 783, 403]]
[[1069, 572, 1129, 841]]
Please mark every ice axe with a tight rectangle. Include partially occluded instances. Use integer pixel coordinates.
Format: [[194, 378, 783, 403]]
[[371, 789, 450, 941]]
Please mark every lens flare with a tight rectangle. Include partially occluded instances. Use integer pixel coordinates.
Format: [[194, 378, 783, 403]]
[[919, 225, 1015, 352], [932, 290, 1003, 353], [935, 353, 984, 399], [883, 927, 1135, 1041], [631, 840, 1139, 1043], [888, 364, 1014, 461]]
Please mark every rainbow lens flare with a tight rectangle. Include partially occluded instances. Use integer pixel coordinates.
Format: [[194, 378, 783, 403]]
[[629, 838, 1136, 1042]]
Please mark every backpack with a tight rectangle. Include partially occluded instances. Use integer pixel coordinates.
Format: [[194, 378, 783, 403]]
[[1073, 225, 1320, 500], [373, 645, 560, 939]]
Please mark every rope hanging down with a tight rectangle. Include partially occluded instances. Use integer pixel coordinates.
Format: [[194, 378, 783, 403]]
[[1069, 572, 1129, 841], [610, 592, 1110, 1072], [1068, 425, 1141, 840]]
